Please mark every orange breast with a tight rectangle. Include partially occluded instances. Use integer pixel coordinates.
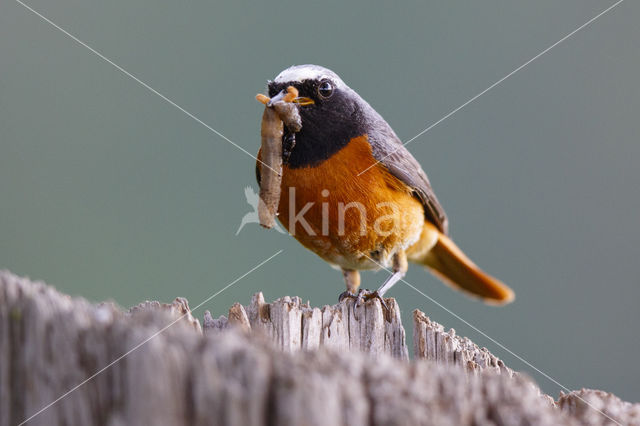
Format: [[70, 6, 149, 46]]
[[275, 135, 424, 270]]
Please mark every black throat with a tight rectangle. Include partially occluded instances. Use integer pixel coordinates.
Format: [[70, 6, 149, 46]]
[[268, 81, 368, 169]]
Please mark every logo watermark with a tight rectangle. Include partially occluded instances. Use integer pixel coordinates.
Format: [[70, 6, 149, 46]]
[[237, 186, 405, 239], [236, 186, 287, 235]]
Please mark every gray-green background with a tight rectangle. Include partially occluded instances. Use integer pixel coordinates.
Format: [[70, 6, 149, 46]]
[[1, 0, 638, 402]]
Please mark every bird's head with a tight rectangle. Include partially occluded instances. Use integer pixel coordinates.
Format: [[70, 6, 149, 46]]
[[266, 64, 386, 168]]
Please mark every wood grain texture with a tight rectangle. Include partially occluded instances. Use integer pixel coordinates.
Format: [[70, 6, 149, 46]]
[[1, 270, 638, 426], [413, 309, 514, 376], [203, 292, 408, 359]]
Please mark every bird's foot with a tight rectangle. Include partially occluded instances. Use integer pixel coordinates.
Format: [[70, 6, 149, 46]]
[[352, 289, 390, 320], [338, 290, 358, 303]]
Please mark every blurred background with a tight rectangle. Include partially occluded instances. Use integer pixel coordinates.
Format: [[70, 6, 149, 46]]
[[1, 0, 638, 402]]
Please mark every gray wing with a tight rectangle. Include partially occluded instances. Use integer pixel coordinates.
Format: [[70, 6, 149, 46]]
[[369, 130, 449, 235]]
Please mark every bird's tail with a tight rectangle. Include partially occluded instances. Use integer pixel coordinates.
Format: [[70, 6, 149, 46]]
[[407, 222, 514, 304]]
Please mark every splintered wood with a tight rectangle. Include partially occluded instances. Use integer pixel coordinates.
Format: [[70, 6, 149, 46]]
[[3, 270, 640, 426], [204, 292, 409, 359], [255, 86, 302, 229]]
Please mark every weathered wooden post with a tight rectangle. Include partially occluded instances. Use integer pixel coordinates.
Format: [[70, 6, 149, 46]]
[[1, 271, 638, 426]]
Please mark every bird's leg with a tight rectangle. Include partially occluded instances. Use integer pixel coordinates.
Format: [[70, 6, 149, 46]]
[[338, 269, 361, 303], [376, 249, 408, 298], [355, 250, 409, 314]]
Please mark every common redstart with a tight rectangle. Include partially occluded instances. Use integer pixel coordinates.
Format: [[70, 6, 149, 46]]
[[257, 65, 514, 310]]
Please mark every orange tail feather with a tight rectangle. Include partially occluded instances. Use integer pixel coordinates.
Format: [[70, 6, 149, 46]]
[[408, 222, 514, 304]]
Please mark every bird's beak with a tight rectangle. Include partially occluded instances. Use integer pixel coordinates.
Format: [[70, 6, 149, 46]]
[[292, 97, 314, 106], [267, 90, 314, 107]]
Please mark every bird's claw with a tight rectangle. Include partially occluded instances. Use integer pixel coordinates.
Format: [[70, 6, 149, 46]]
[[351, 289, 390, 320], [353, 289, 367, 312], [338, 290, 357, 303]]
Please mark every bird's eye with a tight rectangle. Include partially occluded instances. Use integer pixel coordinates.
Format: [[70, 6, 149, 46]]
[[317, 80, 334, 99]]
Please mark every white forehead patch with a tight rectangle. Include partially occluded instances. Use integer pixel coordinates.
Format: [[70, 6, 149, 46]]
[[274, 64, 346, 88]]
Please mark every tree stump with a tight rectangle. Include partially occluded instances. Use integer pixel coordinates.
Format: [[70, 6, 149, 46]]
[[1, 270, 638, 426], [203, 292, 408, 359]]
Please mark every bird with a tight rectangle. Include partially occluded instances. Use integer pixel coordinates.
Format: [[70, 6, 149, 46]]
[[256, 64, 514, 311]]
